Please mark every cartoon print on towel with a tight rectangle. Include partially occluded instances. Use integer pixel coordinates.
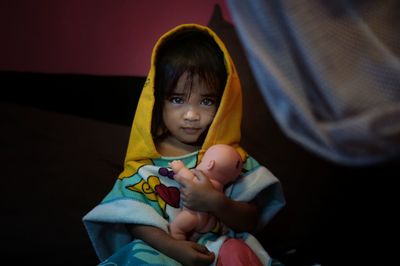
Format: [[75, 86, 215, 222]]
[[125, 167, 180, 218]]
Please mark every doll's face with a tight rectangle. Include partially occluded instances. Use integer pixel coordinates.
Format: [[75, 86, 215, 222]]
[[162, 72, 218, 148]]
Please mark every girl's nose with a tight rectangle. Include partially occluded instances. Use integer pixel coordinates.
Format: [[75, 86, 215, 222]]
[[183, 108, 200, 121]]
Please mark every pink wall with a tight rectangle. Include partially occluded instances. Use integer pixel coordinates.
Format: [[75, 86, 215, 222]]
[[0, 0, 232, 76]]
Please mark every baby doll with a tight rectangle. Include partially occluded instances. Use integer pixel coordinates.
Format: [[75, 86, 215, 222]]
[[169, 144, 243, 240]]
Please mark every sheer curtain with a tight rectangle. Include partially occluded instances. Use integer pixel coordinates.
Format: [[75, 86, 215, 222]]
[[227, 0, 400, 165]]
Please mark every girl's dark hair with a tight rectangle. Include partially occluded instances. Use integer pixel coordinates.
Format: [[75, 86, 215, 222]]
[[151, 29, 227, 140]]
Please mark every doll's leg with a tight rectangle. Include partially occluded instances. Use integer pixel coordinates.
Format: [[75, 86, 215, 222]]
[[196, 212, 217, 233], [217, 238, 262, 266], [170, 210, 198, 240]]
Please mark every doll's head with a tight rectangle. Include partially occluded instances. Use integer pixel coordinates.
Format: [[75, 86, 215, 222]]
[[151, 29, 227, 142], [197, 144, 243, 185]]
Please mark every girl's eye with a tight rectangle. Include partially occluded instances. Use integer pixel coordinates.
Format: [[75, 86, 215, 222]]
[[169, 97, 184, 104], [201, 98, 215, 106]]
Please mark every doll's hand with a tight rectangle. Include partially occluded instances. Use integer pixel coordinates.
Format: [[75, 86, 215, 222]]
[[178, 169, 223, 212], [173, 240, 215, 266], [169, 160, 185, 172]]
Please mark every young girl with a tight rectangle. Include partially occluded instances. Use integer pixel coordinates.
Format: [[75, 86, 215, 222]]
[[83, 24, 285, 266]]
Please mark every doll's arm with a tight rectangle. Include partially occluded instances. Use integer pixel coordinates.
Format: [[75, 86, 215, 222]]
[[169, 160, 195, 182]]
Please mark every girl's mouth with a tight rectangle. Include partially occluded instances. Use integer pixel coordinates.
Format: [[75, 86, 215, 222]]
[[181, 127, 201, 135]]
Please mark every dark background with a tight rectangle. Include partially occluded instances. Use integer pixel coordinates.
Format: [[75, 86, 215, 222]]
[[1, 3, 398, 266]]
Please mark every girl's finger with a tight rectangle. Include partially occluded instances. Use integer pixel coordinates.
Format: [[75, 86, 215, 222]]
[[174, 175, 193, 188], [193, 243, 211, 254], [191, 169, 208, 182]]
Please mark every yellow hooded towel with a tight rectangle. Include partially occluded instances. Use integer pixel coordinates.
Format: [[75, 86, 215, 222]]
[[83, 24, 285, 266], [119, 23, 246, 179]]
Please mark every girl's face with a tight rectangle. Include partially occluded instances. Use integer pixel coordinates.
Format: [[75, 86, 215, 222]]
[[162, 72, 218, 149]]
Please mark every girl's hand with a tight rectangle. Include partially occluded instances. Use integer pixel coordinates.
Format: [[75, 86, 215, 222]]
[[177, 169, 223, 212], [173, 240, 215, 266], [175, 170, 259, 232]]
